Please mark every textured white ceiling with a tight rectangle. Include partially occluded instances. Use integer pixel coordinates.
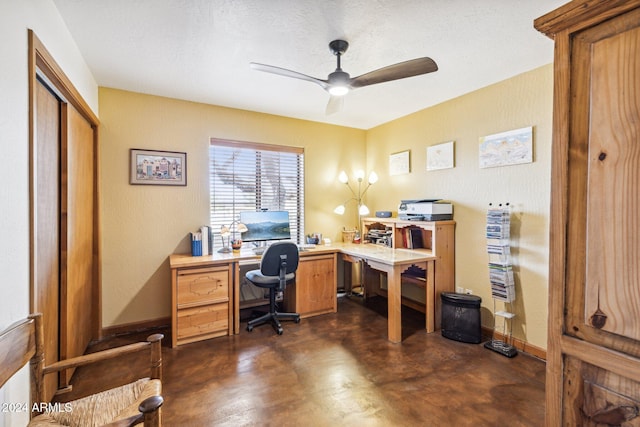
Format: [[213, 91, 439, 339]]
[[52, 0, 564, 130]]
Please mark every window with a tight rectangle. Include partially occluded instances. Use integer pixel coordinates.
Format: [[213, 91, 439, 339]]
[[209, 139, 304, 244]]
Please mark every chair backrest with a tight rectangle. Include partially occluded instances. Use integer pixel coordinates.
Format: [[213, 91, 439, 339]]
[[0, 313, 44, 412], [0, 315, 37, 389], [260, 241, 299, 277]]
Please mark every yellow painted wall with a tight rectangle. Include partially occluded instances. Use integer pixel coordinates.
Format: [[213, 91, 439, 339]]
[[365, 65, 553, 349], [98, 88, 366, 327]]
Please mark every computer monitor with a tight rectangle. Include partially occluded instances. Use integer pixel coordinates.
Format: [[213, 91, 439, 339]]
[[239, 210, 291, 242]]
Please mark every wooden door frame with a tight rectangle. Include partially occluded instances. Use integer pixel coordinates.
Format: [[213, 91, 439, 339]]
[[28, 30, 102, 339]]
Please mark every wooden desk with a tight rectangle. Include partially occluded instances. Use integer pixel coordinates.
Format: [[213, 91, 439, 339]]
[[169, 243, 437, 346], [169, 247, 339, 347], [338, 243, 437, 343]]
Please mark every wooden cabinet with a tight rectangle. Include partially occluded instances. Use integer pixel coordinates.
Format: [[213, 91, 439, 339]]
[[362, 218, 455, 318], [171, 265, 233, 347], [283, 253, 337, 318], [535, 2, 640, 424]]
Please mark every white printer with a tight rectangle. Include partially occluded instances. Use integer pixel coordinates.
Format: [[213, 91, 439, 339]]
[[398, 199, 453, 221]]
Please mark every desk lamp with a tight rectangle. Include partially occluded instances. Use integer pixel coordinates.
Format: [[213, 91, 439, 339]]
[[218, 220, 248, 253]]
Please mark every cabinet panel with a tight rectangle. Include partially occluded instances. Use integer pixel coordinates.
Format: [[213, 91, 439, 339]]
[[564, 7, 640, 357], [564, 355, 640, 425], [177, 267, 229, 307], [584, 22, 640, 343], [285, 254, 336, 317], [177, 304, 229, 341]]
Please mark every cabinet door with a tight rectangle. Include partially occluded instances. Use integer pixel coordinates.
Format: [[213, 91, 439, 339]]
[[539, 4, 640, 425], [567, 6, 640, 354], [292, 255, 336, 317]]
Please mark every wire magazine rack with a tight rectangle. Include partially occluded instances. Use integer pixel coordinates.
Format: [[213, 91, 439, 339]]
[[484, 203, 517, 358]]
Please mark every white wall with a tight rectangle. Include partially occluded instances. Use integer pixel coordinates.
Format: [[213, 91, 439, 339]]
[[0, 1, 97, 425]]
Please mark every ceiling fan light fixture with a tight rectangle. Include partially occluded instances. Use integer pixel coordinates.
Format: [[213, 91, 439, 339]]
[[328, 85, 349, 96]]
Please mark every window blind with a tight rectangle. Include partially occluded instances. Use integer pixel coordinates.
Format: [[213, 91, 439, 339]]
[[209, 139, 304, 245]]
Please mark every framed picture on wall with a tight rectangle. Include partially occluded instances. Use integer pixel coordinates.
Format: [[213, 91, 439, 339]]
[[130, 148, 187, 186], [427, 141, 455, 171], [389, 150, 410, 175], [479, 126, 533, 168]]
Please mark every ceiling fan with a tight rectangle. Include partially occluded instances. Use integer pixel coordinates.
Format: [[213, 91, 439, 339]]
[[250, 40, 438, 115]]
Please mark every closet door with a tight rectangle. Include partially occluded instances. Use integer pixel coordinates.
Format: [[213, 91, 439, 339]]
[[30, 30, 100, 397], [536, 2, 640, 425], [34, 78, 61, 403], [59, 103, 95, 385]]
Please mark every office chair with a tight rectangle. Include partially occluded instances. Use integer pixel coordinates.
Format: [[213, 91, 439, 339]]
[[246, 241, 301, 335]]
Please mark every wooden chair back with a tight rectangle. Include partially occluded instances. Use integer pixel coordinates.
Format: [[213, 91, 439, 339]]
[[0, 314, 38, 389], [0, 313, 164, 425]]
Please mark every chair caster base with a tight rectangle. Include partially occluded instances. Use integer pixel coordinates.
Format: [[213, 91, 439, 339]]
[[246, 311, 300, 335]]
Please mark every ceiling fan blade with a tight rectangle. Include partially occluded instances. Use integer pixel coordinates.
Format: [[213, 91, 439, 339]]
[[350, 57, 438, 89], [325, 95, 344, 115], [250, 62, 328, 89]]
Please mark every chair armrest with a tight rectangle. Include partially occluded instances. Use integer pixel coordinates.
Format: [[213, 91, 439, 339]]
[[101, 395, 164, 427], [43, 334, 163, 377], [139, 395, 164, 414]]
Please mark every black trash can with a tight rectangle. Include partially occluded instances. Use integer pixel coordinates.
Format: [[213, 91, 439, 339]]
[[441, 292, 482, 344]]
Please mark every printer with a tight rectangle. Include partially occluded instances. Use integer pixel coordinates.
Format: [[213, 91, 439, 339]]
[[398, 199, 453, 221]]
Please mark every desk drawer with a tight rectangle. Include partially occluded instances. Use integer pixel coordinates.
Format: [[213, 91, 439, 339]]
[[177, 303, 228, 340], [177, 267, 229, 307]]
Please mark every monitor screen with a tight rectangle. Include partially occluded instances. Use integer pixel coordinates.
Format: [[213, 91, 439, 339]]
[[240, 210, 291, 242]]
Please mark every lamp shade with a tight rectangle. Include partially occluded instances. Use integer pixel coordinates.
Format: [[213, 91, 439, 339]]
[[338, 171, 349, 184], [368, 171, 379, 184], [334, 205, 346, 215], [359, 204, 370, 216]]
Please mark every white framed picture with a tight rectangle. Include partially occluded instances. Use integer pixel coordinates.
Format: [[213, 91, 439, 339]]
[[427, 141, 454, 171], [389, 150, 410, 175], [479, 126, 533, 168]]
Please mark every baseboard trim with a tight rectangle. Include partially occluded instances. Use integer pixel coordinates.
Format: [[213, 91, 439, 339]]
[[481, 326, 546, 360], [101, 316, 170, 340]]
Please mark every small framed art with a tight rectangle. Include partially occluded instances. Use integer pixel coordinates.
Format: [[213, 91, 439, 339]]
[[479, 126, 533, 169], [389, 150, 410, 176], [130, 148, 187, 186], [427, 141, 454, 171]]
